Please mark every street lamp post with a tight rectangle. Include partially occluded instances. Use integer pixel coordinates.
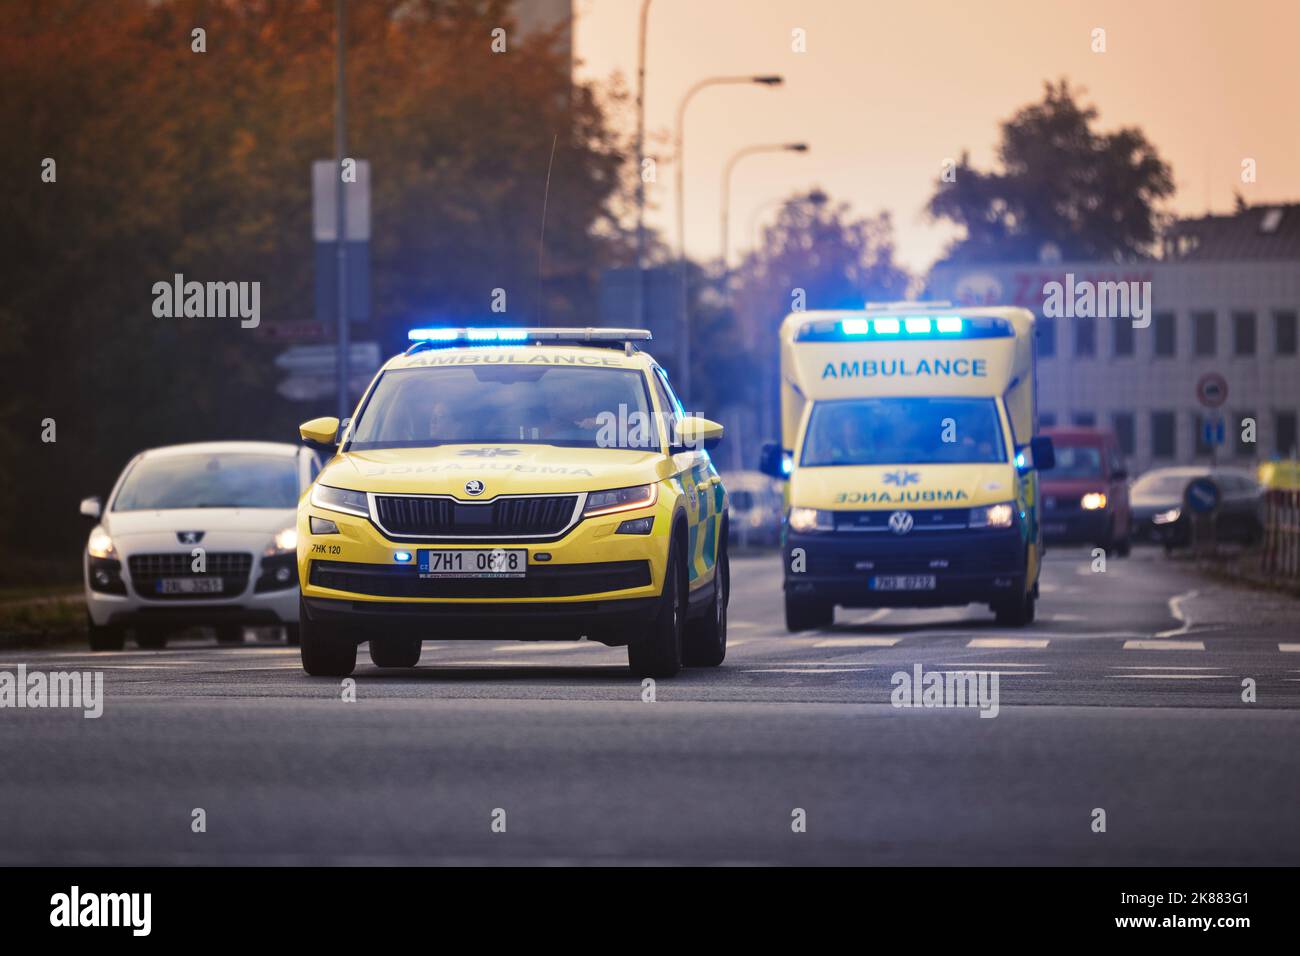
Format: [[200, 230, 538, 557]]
[[720, 142, 808, 270], [633, 0, 653, 330], [334, 0, 350, 422], [673, 74, 782, 402]]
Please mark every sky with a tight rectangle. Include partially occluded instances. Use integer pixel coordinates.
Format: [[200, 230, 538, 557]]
[[572, 0, 1300, 274]]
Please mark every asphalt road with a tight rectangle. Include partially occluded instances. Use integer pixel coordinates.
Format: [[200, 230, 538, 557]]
[[2, 545, 1298, 865]]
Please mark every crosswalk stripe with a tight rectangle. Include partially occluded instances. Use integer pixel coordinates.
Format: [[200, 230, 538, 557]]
[[1123, 640, 1205, 650], [966, 638, 1049, 649], [1279, 644, 1300, 653], [812, 637, 900, 648]]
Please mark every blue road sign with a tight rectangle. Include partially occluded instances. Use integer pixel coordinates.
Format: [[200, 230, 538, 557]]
[[1185, 477, 1221, 514]]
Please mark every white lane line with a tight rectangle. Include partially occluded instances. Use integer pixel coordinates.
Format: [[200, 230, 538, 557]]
[[966, 638, 1049, 649], [1113, 665, 1218, 670], [1047, 613, 1087, 622], [492, 643, 597, 653], [843, 609, 891, 625], [1279, 644, 1300, 653], [1155, 589, 1199, 638], [938, 662, 1048, 667], [729, 621, 757, 630], [935, 669, 1047, 676], [1123, 640, 1205, 650], [812, 637, 901, 648], [742, 667, 875, 675], [1108, 674, 1229, 680]]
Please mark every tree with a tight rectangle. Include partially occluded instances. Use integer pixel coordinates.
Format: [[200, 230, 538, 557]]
[[927, 79, 1175, 264]]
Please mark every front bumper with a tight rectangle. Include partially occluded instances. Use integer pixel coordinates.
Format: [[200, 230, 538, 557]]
[[1041, 507, 1110, 544], [784, 527, 1026, 608]]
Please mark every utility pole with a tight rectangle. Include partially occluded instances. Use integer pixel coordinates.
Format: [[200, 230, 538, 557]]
[[633, 0, 652, 331], [334, 0, 350, 423]]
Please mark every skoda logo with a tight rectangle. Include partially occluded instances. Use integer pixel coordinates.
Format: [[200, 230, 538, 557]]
[[177, 531, 204, 545], [888, 511, 914, 535], [464, 479, 485, 497]]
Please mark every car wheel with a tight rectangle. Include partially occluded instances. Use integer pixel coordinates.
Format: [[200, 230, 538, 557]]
[[683, 543, 727, 667], [785, 593, 833, 632], [135, 627, 168, 650], [283, 624, 300, 646], [215, 625, 244, 645], [369, 636, 422, 668], [628, 536, 685, 679], [299, 597, 357, 677], [993, 590, 1036, 626], [87, 615, 125, 652]]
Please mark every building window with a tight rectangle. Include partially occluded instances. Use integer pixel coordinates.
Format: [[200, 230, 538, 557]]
[[1153, 312, 1176, 357], [1274, 310, 1297, 355], [1039, 411, 1057, 428], [1111, 412, 1136, 457], [1037, 316, 1056, 358], [1277, 411, 1299, 457], [1073, 316, 1095, 357], [1233, 311, 1257, 356], [1151, 411, 1176, 458], [1192, 311, 1216, 357], [1234, 411, 1256, 457], [1071, 410, 1096, 427], [1112, 317, 1135, 357]]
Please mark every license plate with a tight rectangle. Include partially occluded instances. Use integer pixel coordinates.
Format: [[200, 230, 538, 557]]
[[418, 549, 527, 578], [870, 575, 936, 591], [157, 577, 224, 594]]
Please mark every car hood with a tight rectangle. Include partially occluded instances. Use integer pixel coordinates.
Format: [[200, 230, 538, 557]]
[[321, 444, 673, 498], [103, 508, 296, 538], [790, 462, 1017, 510]]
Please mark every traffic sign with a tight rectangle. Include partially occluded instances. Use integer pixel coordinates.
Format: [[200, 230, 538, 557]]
[[274, 343, 381, 376], [1196, 372, 1228, 408], [1201, 417, 1226, 447], [1184, 477, 1221, 514], [312, 160, 371, 241]]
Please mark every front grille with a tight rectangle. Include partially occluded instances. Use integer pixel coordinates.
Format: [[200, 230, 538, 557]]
[[833, 507, 970, 532], [309, 559, 651, 599], [373, 494, 578, 538], [794, 533, 1022, 575], [128, 552, 252, 599]]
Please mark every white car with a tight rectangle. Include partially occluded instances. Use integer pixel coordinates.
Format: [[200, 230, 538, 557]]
[[81, 441, 320, 650]]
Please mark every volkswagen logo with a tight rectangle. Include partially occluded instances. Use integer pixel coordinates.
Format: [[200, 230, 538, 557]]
[[464, 479, 485, 497], [888, 511, 914, 535], [177, 531, 204, 545]]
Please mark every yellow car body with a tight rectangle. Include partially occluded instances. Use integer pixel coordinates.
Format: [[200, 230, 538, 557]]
[[294, 328, 728, 678]]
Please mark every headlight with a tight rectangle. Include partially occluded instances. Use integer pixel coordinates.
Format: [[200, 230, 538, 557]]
[[1080, 492, 1107, 511], [264, 526, 297, 556], [788, 507, 834, 533], [310, 484, 369, 518], [969, 502, 1015, 529], [87, 525, 115, 559], [583, 483, 657, 517], [1153, 507, 1181, 525]]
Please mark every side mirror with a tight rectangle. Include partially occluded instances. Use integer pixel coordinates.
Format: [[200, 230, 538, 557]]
[[79, 496, 102, 519], [1022, 435, 1056, 472], [300, 416, 341, 452], [759, 441, 792, 480], [673, 416, 724, 452]]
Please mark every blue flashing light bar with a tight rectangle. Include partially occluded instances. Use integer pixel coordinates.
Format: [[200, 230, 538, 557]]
[[804, 315, 1008, 342], [405, 327, 652, 353]]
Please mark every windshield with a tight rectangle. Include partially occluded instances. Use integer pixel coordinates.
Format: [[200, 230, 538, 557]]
[[1048, 444, 1103, 479], [348, 365, 656, 450], [801, 397, 1006, 467], [114, 454, 299, 510], [1132, 472, 1202, 496]]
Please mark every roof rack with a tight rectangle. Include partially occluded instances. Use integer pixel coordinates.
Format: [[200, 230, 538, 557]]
[[405, 327, 652, 356]]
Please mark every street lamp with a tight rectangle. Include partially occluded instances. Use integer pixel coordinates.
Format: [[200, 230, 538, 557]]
[[720, 143, 809, 268], [674, 73, 783, 402], [633, 0, 654, 330]]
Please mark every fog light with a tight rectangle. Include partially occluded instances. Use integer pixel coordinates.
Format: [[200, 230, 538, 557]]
[[394, 551, 412, 563], [94, 569, 111, 587], [310, 515, 340, 535], [616, 517, 654, 535], [275, 566, 292, 583]]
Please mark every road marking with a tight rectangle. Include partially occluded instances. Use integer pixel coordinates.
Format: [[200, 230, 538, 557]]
[[1108, 673, 1229, 680], [742, 667, 875, 675], [938, 662, 1048, 667], [1123, 640, 1205, 650], [1155, 589, 1199, 638], [729, 621, 756, 630], [1047, 613, 1087, 622], [966, 638, 1049, 649], [934, 669, 1047, 676], [812, 637, 900, 648], [1280, 644, 1300, 653], [843, 609, 891, 625], [1113, 665, 1218, 670]]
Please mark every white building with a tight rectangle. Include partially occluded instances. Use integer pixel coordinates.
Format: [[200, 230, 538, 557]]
[[927, 204, 1300, 475]]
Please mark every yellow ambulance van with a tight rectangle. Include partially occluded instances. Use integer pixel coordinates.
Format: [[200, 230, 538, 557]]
[[759, 304, 1055, 630]]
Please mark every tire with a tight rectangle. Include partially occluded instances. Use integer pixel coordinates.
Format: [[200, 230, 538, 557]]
[[135, 627, 168, 650], [369, 636, 422, 668], [628, 536, 685, 679], [87, 615, 125, 652], [283, 623, 300, 646], [299, 597, 357, 677], [683, 544, 727, 667], [785, 593, 833, 632], [993, 590, 1036, 627]]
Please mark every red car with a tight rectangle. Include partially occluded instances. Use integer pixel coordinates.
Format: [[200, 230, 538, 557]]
[[1039, 427, 1131, 555]]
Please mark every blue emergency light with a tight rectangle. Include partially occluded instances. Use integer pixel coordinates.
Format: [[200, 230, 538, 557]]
[[797, 315, 1011, 342]]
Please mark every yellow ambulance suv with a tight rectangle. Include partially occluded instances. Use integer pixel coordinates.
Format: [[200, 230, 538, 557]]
[[294, 328, 728, 678], [759, 304, 1055, 630]]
